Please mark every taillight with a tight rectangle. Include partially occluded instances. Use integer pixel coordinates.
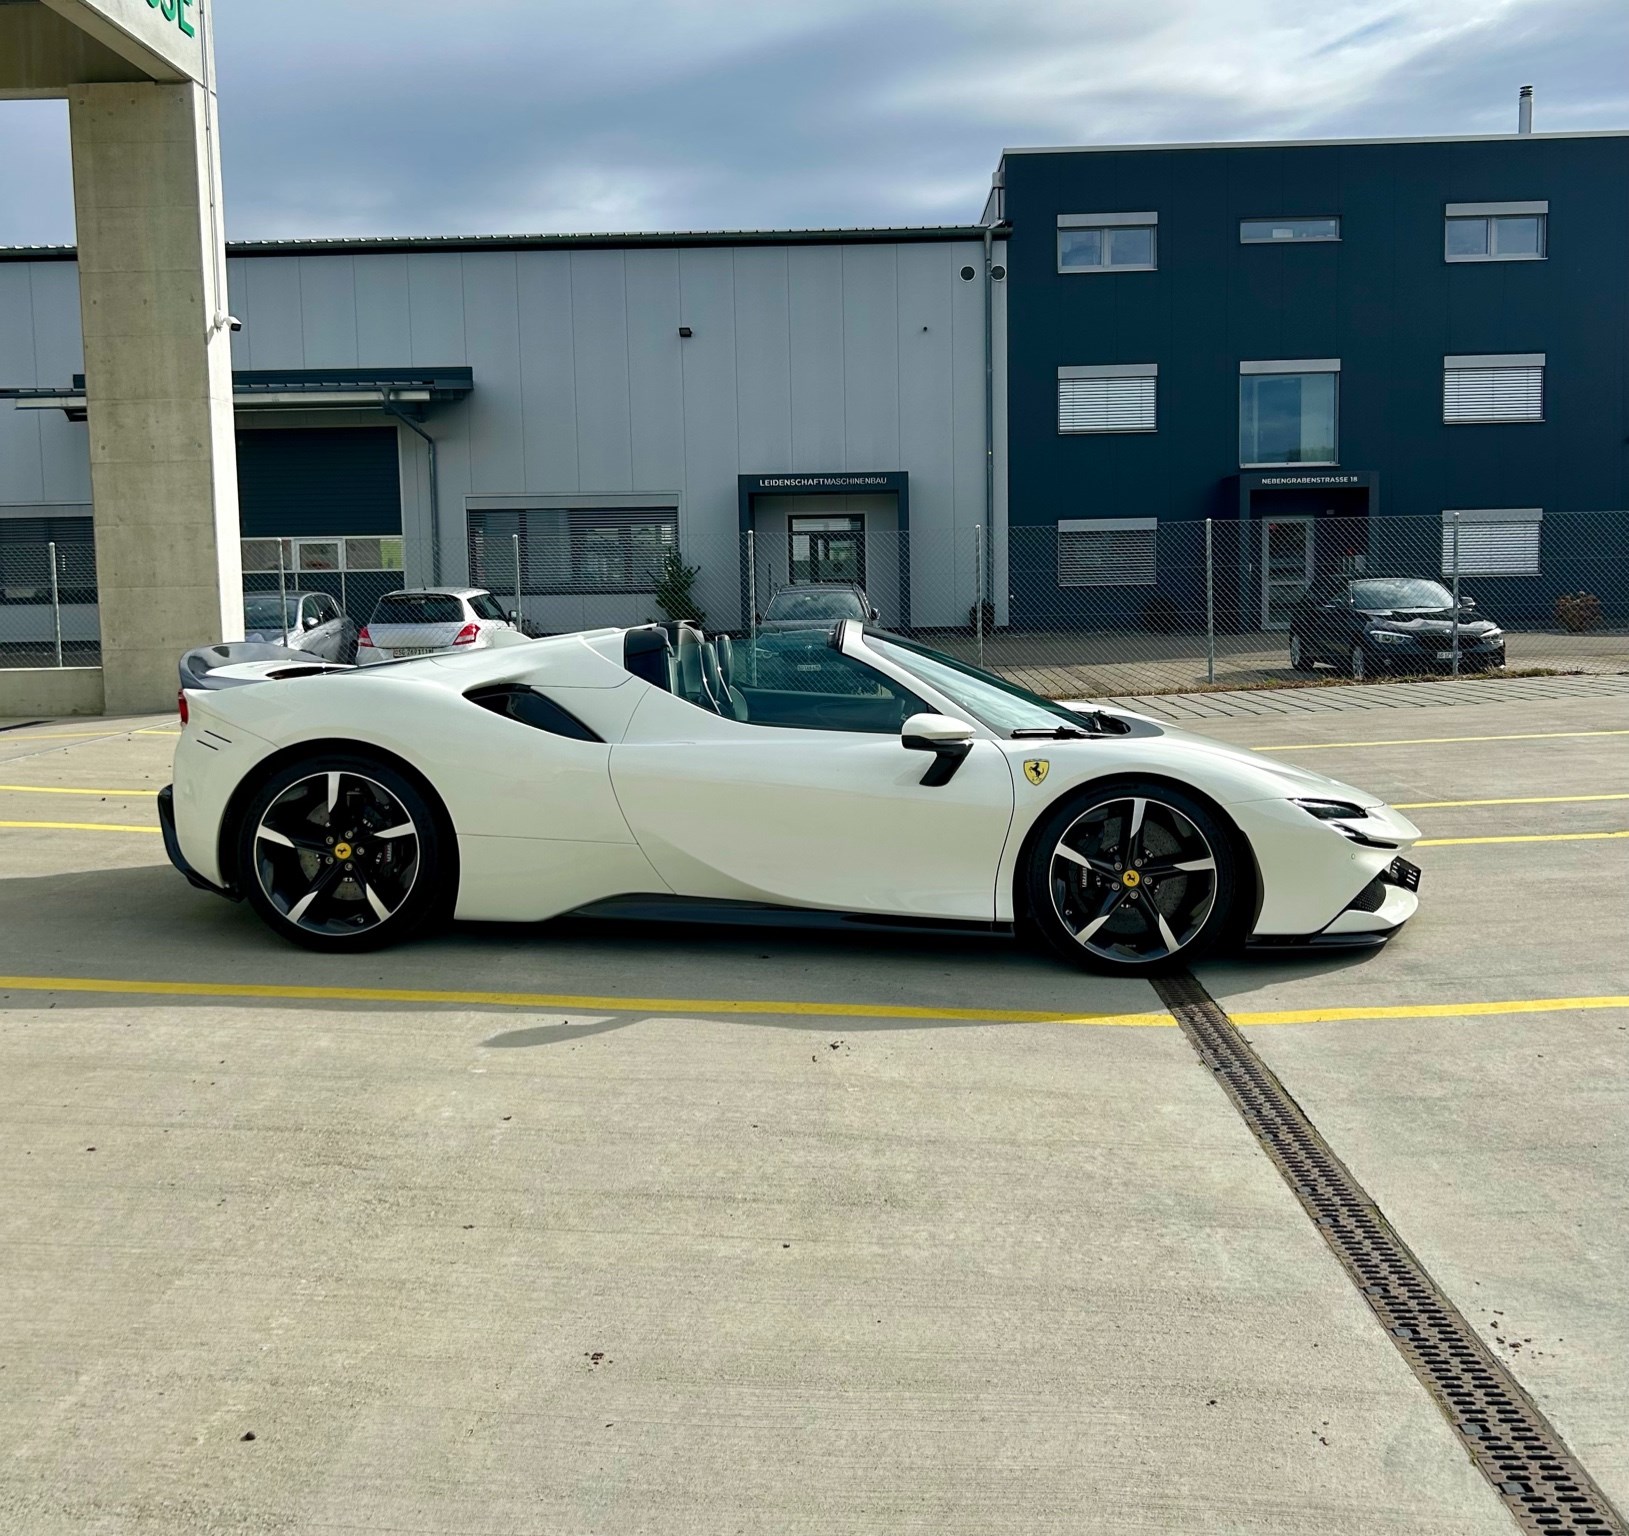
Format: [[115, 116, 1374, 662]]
[[452, 622, 481, 646], [356, 625, 372, 649], [178, 690, 189, 725]]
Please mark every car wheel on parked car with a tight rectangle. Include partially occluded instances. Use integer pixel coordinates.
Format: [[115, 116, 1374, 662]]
[[1348, 643, 1368, 681], [236, 753, 448, 952], [1022, 779, 1240, 976], [1289, 633, 1316, 672]]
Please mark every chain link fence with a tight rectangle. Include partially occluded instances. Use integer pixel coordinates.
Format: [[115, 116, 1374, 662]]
[[0, 536, 102, 669], [8, 512, 1627, 700]]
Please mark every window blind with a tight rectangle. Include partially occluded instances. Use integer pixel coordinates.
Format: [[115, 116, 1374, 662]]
[[1058, 373, 1157, 433], [1443, 364, 1544, 423], [1440, 510, 1542, 576], [1057, 518, 1158, 587]]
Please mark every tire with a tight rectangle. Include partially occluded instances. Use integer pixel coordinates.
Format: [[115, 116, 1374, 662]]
[[235, 752, 448, 952], [1289, 632, 1316, 672], [1348, 643, 1368, 681], [1022, 779, 1240, 977]]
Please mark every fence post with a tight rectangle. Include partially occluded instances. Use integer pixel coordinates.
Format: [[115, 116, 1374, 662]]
[[1449, 511, 1461, 677], [1204, 520, 1216, 686], [277, 540, 288, 634], [48, 541, 64, 667], [974, 523, 986, 668], [512, 532, 523, 630], [746, 529, 758, 685], [339, 561, 347, 619]]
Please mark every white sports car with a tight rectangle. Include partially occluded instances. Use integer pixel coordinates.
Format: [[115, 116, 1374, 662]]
[[160, 620, 1422, 975]]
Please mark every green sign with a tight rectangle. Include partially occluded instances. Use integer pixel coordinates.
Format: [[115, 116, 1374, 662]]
[[145, 0, 196, 40]]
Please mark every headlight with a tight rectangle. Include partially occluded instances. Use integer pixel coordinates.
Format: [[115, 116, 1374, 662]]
[[1294, 799, 1369, 821], [1292, 798, 1399, 849], [1368, 630, 1409, 644]]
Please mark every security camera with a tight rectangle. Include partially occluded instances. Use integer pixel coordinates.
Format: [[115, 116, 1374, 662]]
[[208, 312, 242, 339], [227, 315, 242, 333]]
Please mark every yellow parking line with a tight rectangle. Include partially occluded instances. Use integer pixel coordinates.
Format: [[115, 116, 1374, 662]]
[[1416, 830, 1629, 847], [0, 973, 1625, 1031], [1238, 996, 1629, 1027], [1395, 793, 1629, 809], [0, 973, 1169, 1026], [0, 784, 152, 797], [0, 820, 158, 834], [1254, 729, 1629, 752]]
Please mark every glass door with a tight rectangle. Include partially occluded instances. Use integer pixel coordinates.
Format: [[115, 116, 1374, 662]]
[[789, 515, 865, 585], [1261, 517, 1314, 630]]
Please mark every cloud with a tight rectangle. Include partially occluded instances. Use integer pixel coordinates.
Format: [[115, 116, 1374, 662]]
[[0, 0, 1622, 248]]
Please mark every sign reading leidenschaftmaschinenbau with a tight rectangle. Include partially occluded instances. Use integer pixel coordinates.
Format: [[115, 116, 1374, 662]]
[[143, 0, 198, 39], [741, 472, 905, 494]]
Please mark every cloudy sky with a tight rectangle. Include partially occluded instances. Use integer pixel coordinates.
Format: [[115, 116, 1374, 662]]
[[2, 0, 1625, 245]]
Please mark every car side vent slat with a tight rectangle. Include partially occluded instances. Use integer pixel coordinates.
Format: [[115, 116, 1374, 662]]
[[465, 685, 604, 742]]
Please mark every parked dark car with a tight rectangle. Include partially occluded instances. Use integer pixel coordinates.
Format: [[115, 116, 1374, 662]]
[[757, 583, 878, 632], [1289, 577, 1505, 681], [242, 590, 358, 663]]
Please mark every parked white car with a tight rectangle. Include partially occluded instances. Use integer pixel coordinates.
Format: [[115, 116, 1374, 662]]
[[356, 587, 517, 664], [162, 619, 1423, 973]]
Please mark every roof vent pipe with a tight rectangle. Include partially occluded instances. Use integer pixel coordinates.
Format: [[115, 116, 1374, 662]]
[[1517, 84, 1533, 134]]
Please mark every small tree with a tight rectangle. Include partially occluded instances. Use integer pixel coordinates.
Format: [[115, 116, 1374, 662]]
[[653, 549, 707, 626]]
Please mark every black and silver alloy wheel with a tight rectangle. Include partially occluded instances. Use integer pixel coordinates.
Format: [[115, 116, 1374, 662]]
[[1024, 780, 1238, 975], [1289, 633, 1315, 672], [1349, 643, 1367, 681], [237, 755, 446, 951]]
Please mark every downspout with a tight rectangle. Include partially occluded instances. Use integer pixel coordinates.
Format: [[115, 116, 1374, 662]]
[[382, 393, 440, 584], [982, 225, 995, 623]]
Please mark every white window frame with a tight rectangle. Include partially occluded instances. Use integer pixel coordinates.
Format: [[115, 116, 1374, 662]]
[[1239, 216, 1341, 244], [1441, 509, 1543, 577], [1057, 212, 1158, 273], [1057, 517, 1158, 588], [1442, 354, 1545, 425], [1444, 201, 1548, 263], [1238, 359, 1341, 469], [1057, 364, 1157, 434]]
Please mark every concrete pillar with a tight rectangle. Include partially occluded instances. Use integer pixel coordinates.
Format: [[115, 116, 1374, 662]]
[[68, 79, 241, 714]]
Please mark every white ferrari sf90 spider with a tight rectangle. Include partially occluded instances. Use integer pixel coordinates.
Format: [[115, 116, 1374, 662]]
[[161, 620, 1422, 975]]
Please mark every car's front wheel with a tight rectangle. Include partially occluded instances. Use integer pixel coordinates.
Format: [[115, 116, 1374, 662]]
[[1348, 643, 1369, 681], [1289, 632, 1316, 672], [1023, 780, 1240, 976], [236, 753, 447, 951]]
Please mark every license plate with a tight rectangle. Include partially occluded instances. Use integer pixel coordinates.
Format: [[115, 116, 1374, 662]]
[[1387, 857, 1422, 892], [391, 646, 435, 657], [1435, 650, 1459, 660]]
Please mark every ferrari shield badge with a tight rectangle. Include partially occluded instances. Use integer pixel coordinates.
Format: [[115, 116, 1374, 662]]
[[1023, 759, 1049, 785]]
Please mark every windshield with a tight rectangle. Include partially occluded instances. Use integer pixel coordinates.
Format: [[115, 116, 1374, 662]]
[[468, 593, 508, 621], [865, 633, 1091, 735], [765, 588, 864, 620], [243, 596, 296, 629], [1350, 578, 1454, 610]]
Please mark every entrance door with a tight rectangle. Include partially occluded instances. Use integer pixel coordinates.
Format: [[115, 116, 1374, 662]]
[[1261, 517, 1314, 630], [789, 515, 865, 585]]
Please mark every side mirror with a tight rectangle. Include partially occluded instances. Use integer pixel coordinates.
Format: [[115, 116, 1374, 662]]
[[1459, 595, 1476, 610], [302, 612, 321, 631], [902, 713, 975, 787], [507, 609, 520, 623]]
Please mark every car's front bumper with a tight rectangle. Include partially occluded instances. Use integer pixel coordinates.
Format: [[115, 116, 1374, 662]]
[[1249, 856, 1420, 949], [1365, 633, 1504, 668]]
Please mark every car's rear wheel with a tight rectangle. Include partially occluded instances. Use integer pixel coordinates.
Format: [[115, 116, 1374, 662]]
[[1289, 632, 1316, 672], [236, 754, 446, 952], [1023, 780, 1239, 976]]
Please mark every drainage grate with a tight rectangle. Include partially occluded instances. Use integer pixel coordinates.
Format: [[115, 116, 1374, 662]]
[[1155, 971, 1627, 1536]]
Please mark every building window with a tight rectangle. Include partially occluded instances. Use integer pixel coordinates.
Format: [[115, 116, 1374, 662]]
[[0, 515, 97, 605], [1058, 365, 1157, 434], [467, 508, 678, 594], [1443, 354, 1544, 424], [240, 536, 403, 574], [1057, 213, 1157, 273], [1441, 509, 1542, 576], [1239, 360, 1339, 467], [1240, 217, 1340, 243], [1057, 518, 1158, 587], [1444, 202, 1547, 262]]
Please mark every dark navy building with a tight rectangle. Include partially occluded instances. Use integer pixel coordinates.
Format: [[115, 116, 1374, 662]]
[[988, 131, 1629, 631]]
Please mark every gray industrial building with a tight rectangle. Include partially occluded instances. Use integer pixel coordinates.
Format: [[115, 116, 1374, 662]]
[[2, 226, 1009, 648]]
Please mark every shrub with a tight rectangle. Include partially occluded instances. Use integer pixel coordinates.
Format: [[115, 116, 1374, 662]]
[[1554, 591, 1603, 633], [653, 550, 706, 626]]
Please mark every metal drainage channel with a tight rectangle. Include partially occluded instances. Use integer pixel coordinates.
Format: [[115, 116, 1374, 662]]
[[1154, 972, 1626, 1536]]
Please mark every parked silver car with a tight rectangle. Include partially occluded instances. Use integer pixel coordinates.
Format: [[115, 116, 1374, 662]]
[[356, 587, 518, 664], [242, 590, 358, 663]]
